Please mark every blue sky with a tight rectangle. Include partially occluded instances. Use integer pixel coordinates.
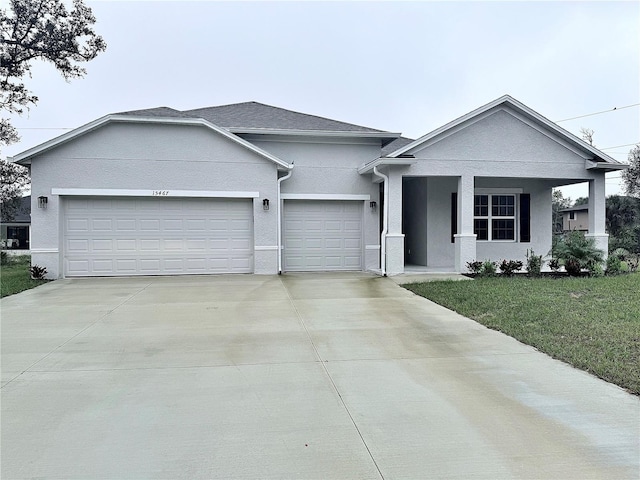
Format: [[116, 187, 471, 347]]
[[5, 0, 639, 199]]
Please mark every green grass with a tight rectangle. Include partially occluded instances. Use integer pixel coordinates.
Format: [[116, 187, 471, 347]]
[[404, 274, 640, 395], [1, 255, 49, 298]]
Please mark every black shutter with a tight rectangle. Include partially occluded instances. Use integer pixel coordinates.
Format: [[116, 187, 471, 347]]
[[520, 194, 531, 242], [451, 192, 458, 243]]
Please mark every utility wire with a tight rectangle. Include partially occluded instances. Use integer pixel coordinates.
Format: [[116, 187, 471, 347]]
[[556, 103, 640, 122], [600, 142, 639, 150]]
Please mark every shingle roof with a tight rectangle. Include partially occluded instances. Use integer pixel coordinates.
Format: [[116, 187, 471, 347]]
[[118, 102, 389, 134], [183, 102, 387, 133], [381, 136, 415, 156], [116, 107, 191, 118]]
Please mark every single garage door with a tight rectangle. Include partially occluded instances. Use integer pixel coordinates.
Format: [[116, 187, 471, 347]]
[[63, 196, 253, 276], [283, 200, 363, 271]]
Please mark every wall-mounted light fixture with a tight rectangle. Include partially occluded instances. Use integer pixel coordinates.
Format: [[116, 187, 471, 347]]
[[262, 198, 270, 211], [369, 201, 377, 211], [38, 196, 48, 209]]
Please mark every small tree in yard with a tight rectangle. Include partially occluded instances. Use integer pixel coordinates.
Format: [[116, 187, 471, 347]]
[[0, 0, 107, 155], [622, 144, 640, 198], [0, 157, 29, 221], [552, 190, 572, 235], [553, 230, 605, 276]]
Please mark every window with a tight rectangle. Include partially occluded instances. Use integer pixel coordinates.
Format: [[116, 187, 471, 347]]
[[569, 211, 575, 220], [474, 194, 516, 241]]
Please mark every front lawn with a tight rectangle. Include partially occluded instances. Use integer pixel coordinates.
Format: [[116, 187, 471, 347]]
[[1, 255, 49, 298], [404, 274, 640, 395]]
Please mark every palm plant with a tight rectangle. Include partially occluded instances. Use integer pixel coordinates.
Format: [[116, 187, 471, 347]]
[[552, 230, 605, 276]]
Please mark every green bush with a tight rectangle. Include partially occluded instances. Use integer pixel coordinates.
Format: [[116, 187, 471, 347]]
[[609, 225, 640, 254], [606, 255, 623, 275], [552, 231, 605, 276], [29, 264, 47, 280], [466, 261, 483, 274], [626, 254, 639, 273], [479, 260, 498, 277], [0, 251, 7, 266], [525, 249, 543, 276], [498, 259, 523, 276], [548, 258, 560, 272]]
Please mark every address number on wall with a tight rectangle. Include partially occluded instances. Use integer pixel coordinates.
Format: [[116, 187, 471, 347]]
[[152, 190, 170, 196]]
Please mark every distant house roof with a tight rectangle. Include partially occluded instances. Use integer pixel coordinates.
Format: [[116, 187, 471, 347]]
[[3, 196, 30, 223], [560, 205, 588, 213]]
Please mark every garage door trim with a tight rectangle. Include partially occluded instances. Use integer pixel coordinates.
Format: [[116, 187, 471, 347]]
[[281, 193, 370, 201], [52, 188, 259, 198]]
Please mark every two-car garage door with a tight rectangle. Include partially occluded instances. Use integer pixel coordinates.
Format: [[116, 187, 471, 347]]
[[63, 197, 253, 276]]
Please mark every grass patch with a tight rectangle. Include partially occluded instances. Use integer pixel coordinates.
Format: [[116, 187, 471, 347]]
[[1, 255, 49, 298], [404, 274, 640, 395]]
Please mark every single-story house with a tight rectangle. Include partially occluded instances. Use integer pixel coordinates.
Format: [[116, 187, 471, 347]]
[[1, 195, 31, 250], [560, 205, 589, 232], [11, 95, 625, 279]]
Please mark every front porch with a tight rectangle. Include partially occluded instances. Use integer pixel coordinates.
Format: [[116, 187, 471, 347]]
[[390, 175, 608, 274]]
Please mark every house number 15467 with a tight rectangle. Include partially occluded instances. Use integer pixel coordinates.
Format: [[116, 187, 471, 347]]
[[152, 190, 169, 196]]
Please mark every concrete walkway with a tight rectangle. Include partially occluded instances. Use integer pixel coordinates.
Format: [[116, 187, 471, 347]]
[[1, 273, 638, 479]]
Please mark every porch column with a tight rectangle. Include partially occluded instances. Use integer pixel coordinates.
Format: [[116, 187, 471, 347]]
[[385, 170, 405, 275], [586, 175, 608, 259], [454, 175, 476, 272]]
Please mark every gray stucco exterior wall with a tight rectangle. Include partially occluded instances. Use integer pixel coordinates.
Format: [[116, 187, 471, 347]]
[[249, 138, 382, 271], [30, 123, 280, 277], [22, 99, 612, 278]]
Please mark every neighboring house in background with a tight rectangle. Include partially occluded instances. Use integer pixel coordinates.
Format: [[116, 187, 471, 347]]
[[1, 196, 31, 250], [561, 205, 589, 232], [11, 95, 625, 279]]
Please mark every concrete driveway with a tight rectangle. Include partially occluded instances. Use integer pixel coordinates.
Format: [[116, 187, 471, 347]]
[[1, 273, 638, 479]]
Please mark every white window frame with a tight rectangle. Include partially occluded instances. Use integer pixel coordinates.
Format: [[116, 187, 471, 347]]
[[474, 194, 517, 242]]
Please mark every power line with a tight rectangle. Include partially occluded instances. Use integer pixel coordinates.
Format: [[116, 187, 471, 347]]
[[556, 103, 640, 122], [600, 142, 639, 150]]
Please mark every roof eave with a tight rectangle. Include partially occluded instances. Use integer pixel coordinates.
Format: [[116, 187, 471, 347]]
[[585, 160, 628, 172], [228, 127, 400, 142], [358, 157, 416, 175]]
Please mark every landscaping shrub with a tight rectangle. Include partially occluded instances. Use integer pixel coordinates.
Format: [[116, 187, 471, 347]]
[[548, 258, 560, 272], [525, 249, 543, 276], [29, 265, 47, 279], [606, 254, 623, 276], [479, 260, 498, 277], [0, 251, 7, 266], [552, 230, 604, 276], [466, 261, 483, 275], [498, 259, 523, 276], [611, 248, 630, 261]]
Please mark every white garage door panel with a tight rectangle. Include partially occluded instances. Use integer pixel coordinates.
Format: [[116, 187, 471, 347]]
[[64, 197, 254, 276], [283, 200, 363, 272]]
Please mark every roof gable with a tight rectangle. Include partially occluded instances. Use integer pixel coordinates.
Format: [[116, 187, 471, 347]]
[[12, 115, 292, 169], [386, 95, 621, 166]]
